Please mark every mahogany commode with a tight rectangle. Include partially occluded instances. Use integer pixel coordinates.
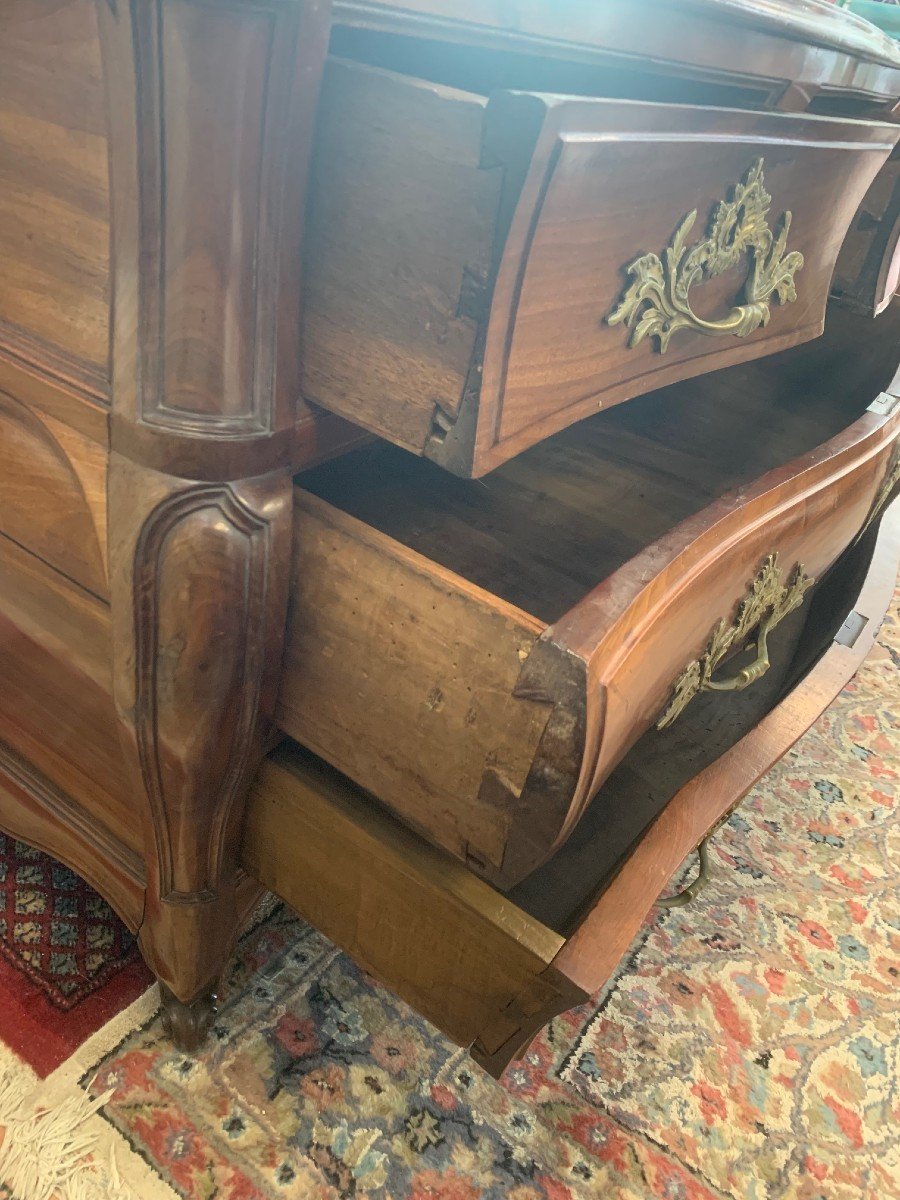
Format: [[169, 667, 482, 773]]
[[0, 0, 899, 1070]]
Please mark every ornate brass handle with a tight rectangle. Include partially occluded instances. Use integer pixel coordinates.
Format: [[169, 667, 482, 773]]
[[607, 159, 804, 354], [705, 609, 778, 692], [657, 553, 814, 729]]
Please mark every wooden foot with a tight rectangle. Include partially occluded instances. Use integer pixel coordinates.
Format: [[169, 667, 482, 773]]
[[159, 983, 218, 1052]]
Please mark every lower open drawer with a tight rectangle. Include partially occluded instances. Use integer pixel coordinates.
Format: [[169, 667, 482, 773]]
[[279, 307, 900, 890], [246, 497, 899, 1076]]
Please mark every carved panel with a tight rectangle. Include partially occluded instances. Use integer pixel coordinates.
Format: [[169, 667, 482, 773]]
[[97, 0, 330, 454], [108, 457, 292, 1015]]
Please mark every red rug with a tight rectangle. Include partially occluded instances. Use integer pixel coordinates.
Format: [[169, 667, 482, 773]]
[[0, 834, 151, 1077]]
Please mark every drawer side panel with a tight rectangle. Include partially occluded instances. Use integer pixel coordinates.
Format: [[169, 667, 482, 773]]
[[279, 491, 550, 872]]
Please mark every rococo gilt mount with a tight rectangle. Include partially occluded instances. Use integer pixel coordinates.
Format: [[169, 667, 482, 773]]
[[607, 159, 806, 352]]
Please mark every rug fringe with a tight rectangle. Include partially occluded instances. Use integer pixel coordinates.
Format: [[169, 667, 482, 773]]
[[0, 1066, 139, 1200]]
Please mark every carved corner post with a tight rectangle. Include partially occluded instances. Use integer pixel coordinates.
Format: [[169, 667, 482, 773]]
[[96, 0, 331, 1047]]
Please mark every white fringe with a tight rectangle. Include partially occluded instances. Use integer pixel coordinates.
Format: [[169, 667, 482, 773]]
[[0, 1065, 139, 1200]]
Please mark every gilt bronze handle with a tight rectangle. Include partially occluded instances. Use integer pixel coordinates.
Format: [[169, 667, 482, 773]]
[[704, 610, 777, 692], [657, 553, 814, 729], [607, 159, 804, 354]]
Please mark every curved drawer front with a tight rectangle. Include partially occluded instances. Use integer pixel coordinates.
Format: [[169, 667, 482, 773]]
[[474, 100, 898, 473], [551, 402, 900, 841], [0, 391, 108, 597], [302, 56, 899, 477], [252, 501, 900, 1077]]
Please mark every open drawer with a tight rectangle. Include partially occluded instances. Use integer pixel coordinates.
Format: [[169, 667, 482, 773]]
[[280, 308, 900, 890], [300, 57, 899, 476], [249, 495, 900, 1075]]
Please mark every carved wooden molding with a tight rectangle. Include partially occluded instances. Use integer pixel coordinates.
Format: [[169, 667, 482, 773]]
[[131, 484, 278, 901], [109, 459, 292, 1023], [95, 0, 331, 473], [0, 322, 109, 408]]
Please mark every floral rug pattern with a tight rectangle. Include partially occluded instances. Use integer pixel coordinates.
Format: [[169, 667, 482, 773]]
[[82, 592, 900, 1199]]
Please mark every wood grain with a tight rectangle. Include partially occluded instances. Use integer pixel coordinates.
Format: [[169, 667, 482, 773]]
[[1, 0, 898, 1062], [0, 390, 107, 597], [0, 533, 133, 854], [247, 496, 899, 1078], [94, 0, 334, 1045], [0, 740, 143, 932], [243, 745, 572, 1052], [0, 0, 110, 399], [281, 490, 548, 870], [470, 99, 898, 473], [553, 498, 900, 997], [301, 57, 502, 454]]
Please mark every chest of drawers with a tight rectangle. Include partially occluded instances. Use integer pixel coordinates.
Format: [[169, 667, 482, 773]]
[[1, 0, 899, 1067]]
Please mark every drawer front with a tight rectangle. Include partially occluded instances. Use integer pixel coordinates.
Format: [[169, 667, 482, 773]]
[[0, 0, 110, 401], [0, 532, 136, 856], [0, 391, 108, 597], [251, 494, 900, 1077], [550, 400, 900, 843], [466, 99, 898, 473]]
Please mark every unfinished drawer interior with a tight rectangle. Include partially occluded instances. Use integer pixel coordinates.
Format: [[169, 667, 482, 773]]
[[280, 305, 900, 889], [301, 56, 899, 476]]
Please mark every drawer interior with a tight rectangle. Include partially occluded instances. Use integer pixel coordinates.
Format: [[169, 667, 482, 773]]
[[252, 505, 895, 1072], [285, 301, 899, 888], [299, 303, 900, 626]]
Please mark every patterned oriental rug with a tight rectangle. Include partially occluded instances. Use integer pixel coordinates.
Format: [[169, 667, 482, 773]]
[[0, 836, 151, 1078], [0, 587, 897, 1200]]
